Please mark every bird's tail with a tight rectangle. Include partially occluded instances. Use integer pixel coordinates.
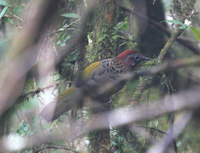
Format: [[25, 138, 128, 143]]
[[40, 86, 80, 121]]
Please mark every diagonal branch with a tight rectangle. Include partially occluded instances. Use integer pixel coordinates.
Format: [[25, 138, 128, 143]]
[[118, 4, 200, 55], [133, 29, 184, 102]]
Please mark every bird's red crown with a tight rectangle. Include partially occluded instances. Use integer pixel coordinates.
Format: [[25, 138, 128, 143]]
[[117, 49, 139, 60]]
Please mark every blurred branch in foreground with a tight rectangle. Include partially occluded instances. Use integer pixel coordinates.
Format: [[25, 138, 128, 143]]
[[133, 27, 185, 103], [0, 0, 199, 152], [147, 111, 192, 153], [0, 0, 59, 117], [0, 0, 99, 119], [0, 85, 199, 152]]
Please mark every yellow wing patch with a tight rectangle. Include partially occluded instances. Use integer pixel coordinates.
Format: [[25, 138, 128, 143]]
[[59, 86, 75, 99], [57, 61, 101, 106], [83, 61, 101, 78], [56, 86, 75, 109]]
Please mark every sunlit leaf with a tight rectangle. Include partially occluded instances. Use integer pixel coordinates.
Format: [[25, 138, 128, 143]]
[[0, 0, 7, 6], [190, 26, 200, 42], [0, 6, 7, 19], [115, 22, 123, 30], [122, 23, 129, 30], [111, 141, 118, 146], [164, 20, 189, 30], [61, 13, 80, 19], [117, 136, 123, 143], [179, 25, 187, 30], [23, 125, 29, 132], [165, 20, 185, 26]]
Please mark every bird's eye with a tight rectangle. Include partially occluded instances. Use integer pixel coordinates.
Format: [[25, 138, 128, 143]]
[[135, 56, 139, 60]]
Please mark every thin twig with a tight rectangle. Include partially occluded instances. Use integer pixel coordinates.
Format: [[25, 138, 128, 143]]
[[49, 18, 80, 37], [138, 125, 178, 152], [53, 121, 71, 149], [3, 14, 23, 22], [133, 28, 184, 102], [21, 84, 55, 98], [147, 111, 192, 153]]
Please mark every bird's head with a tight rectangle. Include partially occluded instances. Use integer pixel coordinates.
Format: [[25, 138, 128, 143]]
[[117, 49, 150, 69]]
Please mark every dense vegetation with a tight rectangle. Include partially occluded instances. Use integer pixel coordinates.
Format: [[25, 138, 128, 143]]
[[0, 0, 200, 152]]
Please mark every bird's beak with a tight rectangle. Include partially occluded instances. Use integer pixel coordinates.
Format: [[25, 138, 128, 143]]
[[142, 56, 151, 61]]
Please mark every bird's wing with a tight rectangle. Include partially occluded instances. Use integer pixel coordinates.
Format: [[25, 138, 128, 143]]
[[80, 60, 116, 88], [82, 59, 126, 95]]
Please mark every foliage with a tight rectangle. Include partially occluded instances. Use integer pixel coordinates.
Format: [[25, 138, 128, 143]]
[[0, 0, 200, 153], [61, 13, 80, 19], [190, 26, 200, 42], [165, 19, 200, 41], [16, 120, 32, 136], [0, 1, 8, 20]]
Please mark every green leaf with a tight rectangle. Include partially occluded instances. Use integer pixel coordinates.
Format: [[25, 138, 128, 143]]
[[0, 0, 7, 6], [190, 26, 200, 42], [122, 23, 129, 30], [7, 17, 14, 24], [60, 33, 67, 40], [154, 120, 159, 127], [63, 35, 71, 43], [0, 6, 7, 19], [164, 20, 189, 30], [165, 20, 185, 26], [179, 25, 187, 30], [114, 22, 124, 30], [111, 141, 118, 146], [23, 125, 29, 132], [72, 55, 77, 61], [61, 13, 80, 19], [177, 141, 182, 147], [114, 150, 121, 153], [19, 120, 24, 127], [16, 128, 21, 134], [117, 136, 123, 143]]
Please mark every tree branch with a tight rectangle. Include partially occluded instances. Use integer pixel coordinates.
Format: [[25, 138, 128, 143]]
[[118, 4, 200, 55], [133, 29, 184, 102]]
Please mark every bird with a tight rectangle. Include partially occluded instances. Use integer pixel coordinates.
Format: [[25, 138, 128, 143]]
[[40, 49, 150, 121]]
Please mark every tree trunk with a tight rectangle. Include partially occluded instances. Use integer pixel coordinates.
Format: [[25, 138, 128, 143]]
[[131, 0, 167, 57], [87, 0, 117, 152]]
